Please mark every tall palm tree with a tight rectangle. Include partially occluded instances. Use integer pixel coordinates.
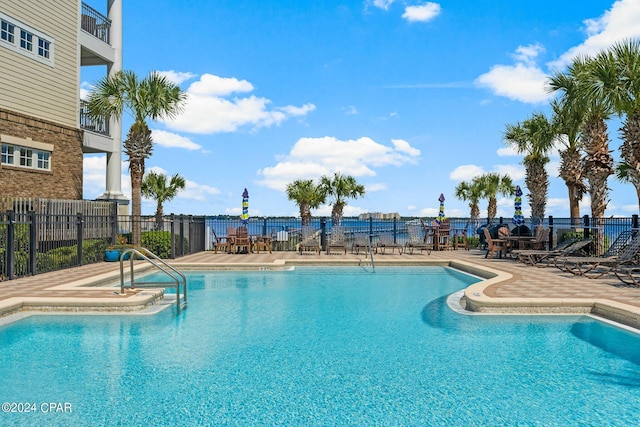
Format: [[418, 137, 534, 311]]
[[318, 172, 366, 225], [594, 39, 640, 212], [141, 171, 186, 230], [476, 173, 515, 224], [454, 179, 483, 229], [550, 97, 586, 224], [286, 179, 325, 226], [503, 113, 555, 225], [87, 70, 186, 245], [549, 56, 614, 221]]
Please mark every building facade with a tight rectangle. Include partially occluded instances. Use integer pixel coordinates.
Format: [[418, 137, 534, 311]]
[[0, 0, 125, 204]]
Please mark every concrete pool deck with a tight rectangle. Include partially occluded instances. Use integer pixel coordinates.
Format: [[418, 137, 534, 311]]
[[2, 248, 640, 329]]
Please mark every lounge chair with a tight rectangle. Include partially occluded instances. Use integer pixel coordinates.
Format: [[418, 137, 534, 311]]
[[515, 237, 592, 267], [326, 226, 347, 255], [352, 233, 371, 255], [298, 226, 321, 255], [555, 233, 640, 278], [376, 232, 403, 255], [404, 223, 432, 255]]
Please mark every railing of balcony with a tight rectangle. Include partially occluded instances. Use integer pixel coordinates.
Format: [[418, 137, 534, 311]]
[[81, 3, 111, 44], [80, 100, 110, 136]]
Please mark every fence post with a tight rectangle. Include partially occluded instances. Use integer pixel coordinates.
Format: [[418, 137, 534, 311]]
[[76, 213, 84, 266], [369, 217, 374, 246], [583, 215, 590, 240], [179, 214, 185, 257], [188, 215, 194, 254], [548, 215, 553, 250], [28, 211, 36, 275], [111, 210, 117, 245], [633, 214, 639, 230], [170, 213, 176, 259], [6, 210, 14, 280], [393, 217, 397, 243], [320, 218, 327, 251]]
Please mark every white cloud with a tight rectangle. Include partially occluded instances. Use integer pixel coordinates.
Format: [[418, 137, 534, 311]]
[[257, 136, 421, 191], [366, 183, 387, 192], [180, 180, 221, 202], [372, 0, 395, 10], [449, 164, 485, 181], [158, 70, 196, 85], [496, 146, 519, 157], [548, 0, 640, 70], [80, 81, 93, 101], [475, 61, 550, 104], [391, 139, 421, 156], [162, 73, 315, 134], [402, 2, 441, 23], [494, 164, 525, 181], [511, 43, 545, 66], [152, 130, 202, 151]]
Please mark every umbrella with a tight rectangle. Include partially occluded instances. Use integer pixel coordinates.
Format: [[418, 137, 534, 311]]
[[512, 185, 525, 231], [436, 193, 446, 224], [240, 188, 249, 225]]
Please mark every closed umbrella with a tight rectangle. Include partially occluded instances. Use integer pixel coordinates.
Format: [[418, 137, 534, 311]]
[[512, 185, 525, 235], [436, 193, 446, 224], [240, 188, 249, 225]]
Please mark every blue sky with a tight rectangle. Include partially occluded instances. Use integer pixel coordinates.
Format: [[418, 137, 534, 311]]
[[82, 0, 640, 219]]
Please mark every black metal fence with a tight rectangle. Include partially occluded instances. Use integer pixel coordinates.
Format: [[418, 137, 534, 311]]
[[1, 211, 206, 281], [2, 211, 638, 281]]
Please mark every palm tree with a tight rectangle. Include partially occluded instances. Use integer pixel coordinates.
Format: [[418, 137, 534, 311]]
[[286, 179, 325, 226], [318, 172, 366, 225], [550, 97, 586, 224], [503, 113, 555, 225], [141, 171, 186, 230], [594, 39, 640, 212], [549, 56, 614, 221], [87, 70, 186, 245], [476, 173, 515, 224], [454, 179, 483, 230]]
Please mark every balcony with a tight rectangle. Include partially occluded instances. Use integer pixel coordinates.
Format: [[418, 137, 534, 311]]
[[81, 3, 110, 44], [80, 100, 114, 154], [80, 3, 114, 65]]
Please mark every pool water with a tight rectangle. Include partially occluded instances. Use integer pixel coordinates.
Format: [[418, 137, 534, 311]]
[[1, 266, 640, 426]]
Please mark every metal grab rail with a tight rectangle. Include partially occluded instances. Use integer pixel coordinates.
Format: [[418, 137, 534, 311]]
[[119, 248, 187, 307]]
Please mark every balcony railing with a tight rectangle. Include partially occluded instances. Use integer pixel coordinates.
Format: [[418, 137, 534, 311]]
[[80, 100, 110, 136], [81, 2, 111, 44]]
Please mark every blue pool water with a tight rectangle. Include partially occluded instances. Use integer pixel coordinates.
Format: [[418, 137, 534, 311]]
[[1, 266, 640, 426]]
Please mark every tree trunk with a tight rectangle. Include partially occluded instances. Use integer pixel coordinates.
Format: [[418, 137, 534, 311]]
[[130, 160, 144, 246]]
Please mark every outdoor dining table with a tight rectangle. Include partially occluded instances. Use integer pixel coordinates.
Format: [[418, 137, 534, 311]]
[[250, 234, 272, 253], [504, 235, 535, 252]]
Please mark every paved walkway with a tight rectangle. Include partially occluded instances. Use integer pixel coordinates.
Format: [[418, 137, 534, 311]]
[[2, 248, 640, 328]]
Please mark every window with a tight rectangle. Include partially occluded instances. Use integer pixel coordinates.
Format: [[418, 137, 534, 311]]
[[1, 144, 14, 165], [0, 12, 53, 66], [0, 20, 14, 43], [38, 38, 49, 58], [37, 151, 50, 169], [1, 143, 51, 171]]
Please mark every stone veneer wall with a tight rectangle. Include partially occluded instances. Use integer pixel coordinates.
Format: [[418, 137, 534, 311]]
[[0, 108, 83, 199]]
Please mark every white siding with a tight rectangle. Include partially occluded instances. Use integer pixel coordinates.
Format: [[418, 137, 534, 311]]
[[0, 0, 79, 127]]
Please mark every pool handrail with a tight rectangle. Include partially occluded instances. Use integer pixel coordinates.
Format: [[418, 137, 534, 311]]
[[119, 247, 187, 307]]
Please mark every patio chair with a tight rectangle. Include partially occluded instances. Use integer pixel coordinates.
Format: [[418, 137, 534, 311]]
[[555, 233, 640, 278], [298, 226, 321, 255], [515, 237, 592, 267], [326, 226, 347, 255], [252, 228, 274, 254], [404, 223, 432, 255], [376, 232, 403, 255], [233, 226, 252, 254], [211, 229, 233, 254], [518, 227, 550, 251], [434, 219, 453, 251], [483, 227, 508, 259]]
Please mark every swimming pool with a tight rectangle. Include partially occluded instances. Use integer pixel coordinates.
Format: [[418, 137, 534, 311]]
[[1, 266, 639, 426]]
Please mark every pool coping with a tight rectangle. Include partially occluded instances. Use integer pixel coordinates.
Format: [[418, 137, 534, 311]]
[[3, 256, 640, 331]]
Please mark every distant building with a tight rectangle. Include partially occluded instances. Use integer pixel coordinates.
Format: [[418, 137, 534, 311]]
[[359, 212, 401, 220], [0, 1, 126, 207]]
